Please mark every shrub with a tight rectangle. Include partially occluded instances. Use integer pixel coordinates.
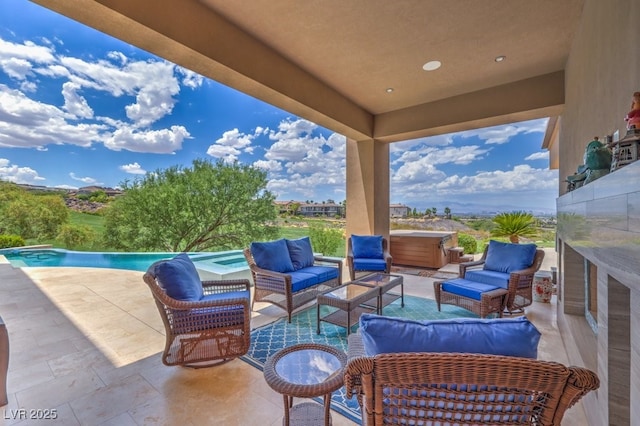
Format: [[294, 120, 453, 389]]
[[0, 234, 26, 249], [457, 232, 478, 254], [308, 224, 344, 256], [57, 224, 95, 249]]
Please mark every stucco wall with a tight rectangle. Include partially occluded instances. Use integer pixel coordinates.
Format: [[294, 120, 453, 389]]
[[559, 1, 640, 425]]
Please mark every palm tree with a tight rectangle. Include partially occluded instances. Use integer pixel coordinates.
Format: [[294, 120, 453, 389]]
[[444, 207, 451, 219], [490, 211, 537, 243]]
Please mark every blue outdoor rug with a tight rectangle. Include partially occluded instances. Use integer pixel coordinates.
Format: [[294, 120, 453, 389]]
[[242, 295, 478, 424]]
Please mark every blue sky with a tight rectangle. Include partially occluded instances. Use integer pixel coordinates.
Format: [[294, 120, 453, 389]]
[[0, 0, 558, 214]]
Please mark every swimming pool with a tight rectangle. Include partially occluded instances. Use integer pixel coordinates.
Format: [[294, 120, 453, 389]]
[[0, 248, 249, 274]]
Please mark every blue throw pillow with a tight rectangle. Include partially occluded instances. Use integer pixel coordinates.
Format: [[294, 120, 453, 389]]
[[483, 240, 537, 273], [359, 314, 541, 359], [286, 237, 315, 270], [250, 239, 294, 273], [155, 253, 203, 301], [351, 235, 384, 259]]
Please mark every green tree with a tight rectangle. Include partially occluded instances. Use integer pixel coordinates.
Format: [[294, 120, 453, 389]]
[[57, 224, 95, 249], [103, 159, 278, 252], [0, 185, 69, 239], [490, 211, 537, 243], [432, 207, 437, 217], [308, 224, 343, 256], [424, 208, 432, 218], [444, 206, 451, 219]]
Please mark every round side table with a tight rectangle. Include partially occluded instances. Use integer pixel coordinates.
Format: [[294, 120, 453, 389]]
[[263, 343, 347, 426]]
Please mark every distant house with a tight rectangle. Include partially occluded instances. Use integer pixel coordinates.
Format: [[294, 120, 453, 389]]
[[390, 204, 411, 218], [299, 202, 345, 218]]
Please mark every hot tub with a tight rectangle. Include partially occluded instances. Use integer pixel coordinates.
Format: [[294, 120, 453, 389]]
[[389, 230, 457, 268]]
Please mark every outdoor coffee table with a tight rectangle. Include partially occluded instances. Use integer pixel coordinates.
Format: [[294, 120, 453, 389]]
[[263, 343, 347, 426], [354, 272, 404, 314], [316, 282, 378, 335]]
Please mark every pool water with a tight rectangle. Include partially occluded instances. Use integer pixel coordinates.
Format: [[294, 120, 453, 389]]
[[1, 248, 248, 272]]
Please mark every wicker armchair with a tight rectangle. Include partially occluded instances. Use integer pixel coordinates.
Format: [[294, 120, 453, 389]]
[[344, 333, 600, 426], [347, 235, 393, 280], [459, 245, 545, 313], [143, 260, 250, 368]]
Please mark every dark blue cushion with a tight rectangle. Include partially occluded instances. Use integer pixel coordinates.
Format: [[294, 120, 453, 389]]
[[286, 237, 315, 270], [359, 314, 540, 359], [200, 290, 250, 303], [297, 265, 339, 283], [484, 240, 537, 273], [464, 270, 510, 289], [351, 235, 384, 259], [155, 253, 203, 301], [441, 278, 501, 301], [251, 239, 294, 273], [353, 258, 387, 272], [289, 270, 320, 292]]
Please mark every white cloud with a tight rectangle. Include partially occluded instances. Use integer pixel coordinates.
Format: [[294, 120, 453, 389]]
[[0, 39, 55, 81], [457, 118, 548, 145], [104, 125, 190, 153], [119, 162, 146, 174], [61, 81, 94, 119], [0, 158, 45, 183], [69, 172, 101, 185], [253, 159, 282, 172], [206, 144, 240, 163], [525, 151, 549, 161], [176, 66, 204, 89], [0, 85, 104, 148]]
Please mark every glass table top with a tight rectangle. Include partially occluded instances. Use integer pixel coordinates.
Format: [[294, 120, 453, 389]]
[[275, 349, 343, 385], [324, 283, 374, 300]]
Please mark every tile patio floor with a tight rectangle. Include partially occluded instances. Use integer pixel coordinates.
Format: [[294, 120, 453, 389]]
[[0, 249, 587, 425]]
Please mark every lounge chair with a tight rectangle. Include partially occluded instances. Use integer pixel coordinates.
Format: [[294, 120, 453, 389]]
[[143, 253, 251, 367]]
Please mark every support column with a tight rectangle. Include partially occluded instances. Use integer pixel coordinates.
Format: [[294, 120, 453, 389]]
[[345, 138, 390, 243]]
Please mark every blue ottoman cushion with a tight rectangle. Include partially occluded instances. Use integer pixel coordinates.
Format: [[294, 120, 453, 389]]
[[441, 278, 501, 301]]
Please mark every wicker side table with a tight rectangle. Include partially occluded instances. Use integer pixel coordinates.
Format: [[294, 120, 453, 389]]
[[263, 343, 347, 426]]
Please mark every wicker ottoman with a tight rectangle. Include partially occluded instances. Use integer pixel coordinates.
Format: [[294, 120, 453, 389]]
[[433, 278, 508, 318]]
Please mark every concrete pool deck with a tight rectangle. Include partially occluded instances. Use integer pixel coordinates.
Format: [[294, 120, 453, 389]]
[[0, 248, 587, 425]]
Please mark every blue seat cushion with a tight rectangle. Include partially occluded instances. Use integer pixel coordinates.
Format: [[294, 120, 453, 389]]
[[297, 266, 339, 283], [286, 237, 315, 270], [155, 253, 203, 301], [200, 289, 250, 303], [484, 240, 537, 273], [251, 239, 294, 273], [353, 258, 387, 272], [359, 314, 540, 358], [464, 270, 510, 289], [441, 278, 501, 301], [289, 270, 320, 292], [351, 235, 384, 259]]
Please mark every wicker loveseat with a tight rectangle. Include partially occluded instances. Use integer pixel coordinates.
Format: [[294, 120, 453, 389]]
[[143, 253, 251, 368], [244, 237, 342, 322], [345, 314, 600, 426]]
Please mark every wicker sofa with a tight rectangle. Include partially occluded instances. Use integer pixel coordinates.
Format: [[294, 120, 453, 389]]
[[344, 314, 600, 426], [244, 237, 342, 322]]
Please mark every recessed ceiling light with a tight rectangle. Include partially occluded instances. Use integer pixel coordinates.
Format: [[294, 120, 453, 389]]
[[386, 88, 394, 93], [422, 60, 442, 71], [495, 55, 506, 62]]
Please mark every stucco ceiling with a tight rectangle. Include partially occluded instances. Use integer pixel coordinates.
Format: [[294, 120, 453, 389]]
[[32, 0, 585, 142]]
